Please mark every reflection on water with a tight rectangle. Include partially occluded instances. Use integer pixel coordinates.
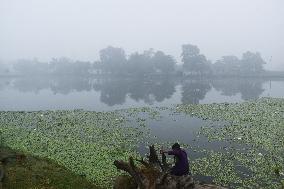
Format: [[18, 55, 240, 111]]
[[211, 78, 265, 100], [181, 79, 211, 104], [0, 76, 283, 110]]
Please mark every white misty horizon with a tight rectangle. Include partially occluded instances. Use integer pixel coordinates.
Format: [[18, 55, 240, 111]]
[[0, 0, 283, 71]]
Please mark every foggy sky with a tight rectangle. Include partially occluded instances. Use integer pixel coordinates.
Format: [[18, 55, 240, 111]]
[[0, 0, 283, 70]]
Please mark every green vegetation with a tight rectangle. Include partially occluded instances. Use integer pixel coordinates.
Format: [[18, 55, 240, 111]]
[[177, 98, 284, 188], [0, 110, 147, 187], [1, 147, 100, 189], [0, 98, 283, 188]]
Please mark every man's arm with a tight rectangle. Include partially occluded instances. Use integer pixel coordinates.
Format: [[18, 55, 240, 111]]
[[167, 150, 179, 155], [160, 149, 178, 155]]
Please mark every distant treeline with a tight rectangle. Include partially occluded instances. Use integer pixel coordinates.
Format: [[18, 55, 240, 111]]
[[0, 44, 271, 76]]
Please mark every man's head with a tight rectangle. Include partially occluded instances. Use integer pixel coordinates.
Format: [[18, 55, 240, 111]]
[[172, 143, 180, 150]]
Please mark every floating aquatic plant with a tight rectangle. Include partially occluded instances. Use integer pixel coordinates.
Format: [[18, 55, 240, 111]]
[[177, 97, 284, 188], [0, 98, 283, 188], [0, 110, 147, 187]]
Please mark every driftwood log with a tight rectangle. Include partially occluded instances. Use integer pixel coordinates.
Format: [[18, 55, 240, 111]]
[[114, 145, 227, 189]]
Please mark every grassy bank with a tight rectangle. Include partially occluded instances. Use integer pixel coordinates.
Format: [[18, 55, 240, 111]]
[[0, 147, 100, 189]]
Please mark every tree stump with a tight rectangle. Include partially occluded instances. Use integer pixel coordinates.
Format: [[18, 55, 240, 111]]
[[114, 145, 227, 189]]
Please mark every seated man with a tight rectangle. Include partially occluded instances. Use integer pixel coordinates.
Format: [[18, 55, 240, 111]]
[[160, 143, 189, 176]]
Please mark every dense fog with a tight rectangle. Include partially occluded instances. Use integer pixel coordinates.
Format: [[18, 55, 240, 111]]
[[1, 2, 284, 188], [0, 0, 283, 70]]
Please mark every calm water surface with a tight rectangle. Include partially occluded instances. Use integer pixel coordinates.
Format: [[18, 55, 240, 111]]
[[0, 76, 283, 111]]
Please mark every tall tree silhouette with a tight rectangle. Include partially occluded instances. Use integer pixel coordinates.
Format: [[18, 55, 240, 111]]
[[213, 56, 240, 75], [127, 49, 155, 76], [99, 46, 127, 74], [152, 51, 176, 74], [181, 44, 212, 75], [240, 51, 266, 74]]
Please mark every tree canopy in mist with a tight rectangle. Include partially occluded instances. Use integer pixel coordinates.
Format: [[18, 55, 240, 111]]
[[0, 0, 283, 70]]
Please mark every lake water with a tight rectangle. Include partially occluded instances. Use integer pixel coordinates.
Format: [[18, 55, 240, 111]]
[[1, 76, 283, 186], [0, 76, 283, 111]]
